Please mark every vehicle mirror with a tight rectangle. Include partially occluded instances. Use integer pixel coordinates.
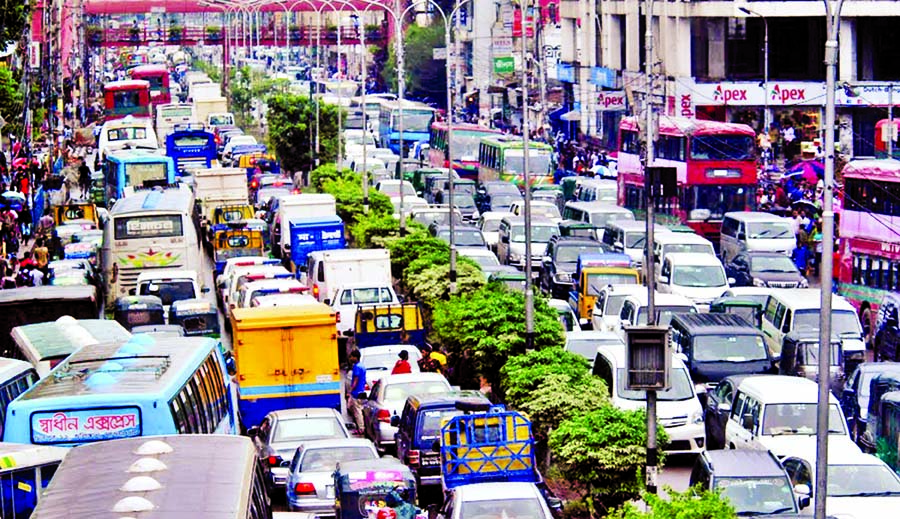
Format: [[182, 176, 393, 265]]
[[727, 277, 736, 285], [280, 459, 291, 468], [397, 294, 405, 303], [542, 255, 551, 263], [697, 391, 709, 409], [738, 232, 746, 240], [794, 483, 811, 497], [225, 355, 236, 376], [432, 439, 441, 453], [323, 298, 331, 305], [614, 241, 623, 249], [843, 387, 856, 398], [798, 495, 811, 509], [247, 426, 259, 438], [390, 415, 400, 427], [357, 392, 367, 401], [501, 235, 509, 243], [741, 413, 755, 431], [128, 287, 136, 296], [675, 352, 688, 363]]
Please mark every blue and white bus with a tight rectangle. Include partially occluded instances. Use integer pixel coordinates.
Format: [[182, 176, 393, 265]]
[[3, 335, 237, 446], [166, 125, 217, 174], [0, 358, 39, 438], [378, 100, 436, 156], [0, 442, 68, 518], [103, 149, 177, 203]]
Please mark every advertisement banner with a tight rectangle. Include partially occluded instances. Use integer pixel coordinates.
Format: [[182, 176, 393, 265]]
[[557, 62, 575, 83], [31, 407, 142, 444], [494, 57, 516, 76], [597, 91, 627, 111]]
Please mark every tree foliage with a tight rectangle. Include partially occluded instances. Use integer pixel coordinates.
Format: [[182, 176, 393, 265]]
[[430, 287, 563, 388], [267, 93, 341, 174], [549, 406, 667, 517], [406, 260, 485, 309], [515, 373, 609, 445], [320, 173, 393, 228], [0, 0, 27, 44], [501, 348, 591, 407], [609, 487, 737, 519], [385, 229, 450, 282], [381, 22, 447, 106], [0, 67, 24, 136]]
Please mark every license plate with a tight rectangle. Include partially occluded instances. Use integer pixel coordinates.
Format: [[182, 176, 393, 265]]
[[421, 457, 440, 466], [326, 485, 334, 498]]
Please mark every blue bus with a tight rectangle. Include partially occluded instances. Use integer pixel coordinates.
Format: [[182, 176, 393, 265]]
[[378, 100, 436, 156], [102, 149, 177, 203], [3, 334, 238, 446], [165, 124, 217, 174]]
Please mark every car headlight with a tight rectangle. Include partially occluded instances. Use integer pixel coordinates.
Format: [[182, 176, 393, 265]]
[[509, 252, 522, 263], [753, 278, 767, 287], [690, 409, 704, 424], [799, 277, 809, 288], [555, 272, 572, 283]]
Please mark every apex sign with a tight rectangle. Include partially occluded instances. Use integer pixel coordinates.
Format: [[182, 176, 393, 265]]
[[713, 84, 748, 103], [597, 91, 626, 111], [770, 84, 807, 103]]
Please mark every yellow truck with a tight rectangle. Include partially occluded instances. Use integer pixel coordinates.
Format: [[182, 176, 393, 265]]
[[569, 253, 641, 324]]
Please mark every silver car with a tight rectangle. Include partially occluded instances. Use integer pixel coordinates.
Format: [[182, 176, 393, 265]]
[[361, 372, 453, 453], [250, 408, 350, 495], [285, 438, 379, 513]]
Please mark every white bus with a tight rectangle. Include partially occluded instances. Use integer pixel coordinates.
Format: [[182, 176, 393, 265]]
[[10, 317, 131, 377], [0, 358, 39, 439], [155, 103, 197, 147], [101, 186, 199, 308], [0, 443, 68, 518]]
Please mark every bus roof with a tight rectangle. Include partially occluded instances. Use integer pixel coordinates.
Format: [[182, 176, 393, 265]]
[[430, 121, 502, 134], [0, 442, 68, 469], [105, 149, 172, 163], [129, 64, 168, 75], [109, 186, 194, 215], [11, 318, 131, 361], [30, 435, 256, 519], [841, 159, 900, 180], [0, 357, 35, 381], [380, 99, 436, 112], [479, 135, 554, 149], [18, 336, 219, 402], [103, 79, 151, 91], [619, 115, 755, 137], [0, 285, 96, 306]]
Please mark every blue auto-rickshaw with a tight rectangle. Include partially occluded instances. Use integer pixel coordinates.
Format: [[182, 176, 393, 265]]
[[169, 298, 220, 338], [113, 295, 165, 331]]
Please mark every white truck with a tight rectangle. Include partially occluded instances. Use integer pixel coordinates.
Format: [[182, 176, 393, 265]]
[[192, 167, 249, 240], [194, 96, 229, 129], [330, 281, 400, 335], [303, 249, 391, 305], [272, 194, 338, 259]]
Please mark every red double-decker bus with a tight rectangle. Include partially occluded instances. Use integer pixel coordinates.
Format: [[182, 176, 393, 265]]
[[428, 122, 502, 181], [103, 80, 152, 121], [616, 116, 757, 240], [129, 64, 171, 106]]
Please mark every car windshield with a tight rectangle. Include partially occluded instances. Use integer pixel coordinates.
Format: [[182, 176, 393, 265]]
[[363, 351, 421, 371], [449, 132, 484, 159], [504, 151, 552, 176], [487, 183, 521, 196], [616, 367, 695, 401], [460, 498, 545, 519], [589, 210, 634, 228], [438, 230, 485, 247], [587, 274, 639, 295], [663, 243, 713, 256], [604, 294, 631, 317], [464, 253, 500, 268], [274, 417, 345, 442], [693, 335, 768, 362], [491, 195, 522, 211], [749, 254, 798, 273], [761, 403, 846, 435], [827, 464, 900, 497], [300, 446, 376, 471], [671, 265, 727, 288], [624, 231, 647, 249], [533, 204, 561, 220], [481, 219, 503, 233], [139, 280, 195, 305], [793, 309, 861, 337], [343, 288, 393, 305], [747, 222, 793, 240], [384, 381, 451, 403], [419, 409, 464, 440], [510, 225, 558, 243], [797, 341, 842, 366], [715, 477, 796, 515], [635, 306, 697, 326], [557, 244, 605, 263], [379, 182, 415, 197]]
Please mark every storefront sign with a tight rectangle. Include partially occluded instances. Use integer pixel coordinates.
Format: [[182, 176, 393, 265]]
[[557, 62, 575, 83], [494, 57, 516, 76], [597, 91, 626, 111], [590, 67, 616, 89], [676, 78, 825, 108], [494, 37, 514, 57]]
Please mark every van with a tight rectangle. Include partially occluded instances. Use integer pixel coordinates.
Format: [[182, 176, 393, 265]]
[[590, 284, 648, 332], [97, 117, 158, 162], [616, 292, 698, 336], [722, 375, 856, 458], [760, 289, 865, 370], [669, 313, 773, 390], [574, 178, 617, 204], [331, 281, 400, 335], [135, 269, 205, 320], [562, 202, 634, 240], [657, 252, 731, 309], [304, 249, 391, 304], [601, 220, 670, 267], [496, 216, 558, 270], [592, 343, 706, 454], [651, 232, 716, 281], [273, 194, 337, 258], [720, 212, 795, 263]]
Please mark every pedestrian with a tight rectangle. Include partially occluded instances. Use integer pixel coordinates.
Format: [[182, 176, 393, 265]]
[[417, 344, 444, 373], [479, 374, 499, 405], [391, 349, 412, 375], [78, 159, 91, 197], [33, 238, 49, 272], [347, 349, 366, 432]]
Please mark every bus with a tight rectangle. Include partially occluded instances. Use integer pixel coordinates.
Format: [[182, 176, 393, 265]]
[[102, 149, 177, 203], [874, 119, 900, 159], [428, 122, 503, 181], [348, 96, 386, 133], [836, 159, 900, 340], [0, 443, 68, 518], [0, 286, 100, 359], [0, 358, 39, 438], [102, 80, 152, 120], [378, 100, 437, 157], [166, 125, 217, 174], [30, 435, 270, 519], [10, 318, 131, 377], [155, 103, 197, 146], [616, 116, 757, 240], [3, 335, 238, 446], [129, 64, 171, 105], [101, 186, 199, 307], [477, 135, 555, 187]]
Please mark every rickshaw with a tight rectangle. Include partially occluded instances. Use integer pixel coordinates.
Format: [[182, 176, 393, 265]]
[[63, 241, 99, 268], [409, 168, 449, 195], [560, 176, 584, 201], [244, 218, 271, 250], [333, 458, 421, 519], [169, 298, 220, 338], [209, 204, 255, 240], [778, 330, 843, 393], [89, 172, 106, 206], [354, 303, 426, 348], [51, 202, 99, 228], [113, 295, 165, 331], [709, 296, 765, 328], [237, 149, 278, 178], [213, 225, 266, 275]]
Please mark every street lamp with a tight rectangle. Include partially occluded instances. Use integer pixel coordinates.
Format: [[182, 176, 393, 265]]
[[739, 6, 769, 169]]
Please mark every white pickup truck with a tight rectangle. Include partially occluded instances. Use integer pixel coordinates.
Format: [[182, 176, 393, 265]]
[[331, 281, 400, 335]]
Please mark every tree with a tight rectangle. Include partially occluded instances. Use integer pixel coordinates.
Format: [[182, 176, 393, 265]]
[[385, 229, 450, 282], [0, 67, 24, 136], [381, 22, 447, 107], [406, 260, 485, 309], [0, 0, 27, 44], [515, 372, 609, 445], [549, 406, 667, 517], [500, 347, 591, 407], [608, 487, 737, 519], [267, 93, 341, 174]]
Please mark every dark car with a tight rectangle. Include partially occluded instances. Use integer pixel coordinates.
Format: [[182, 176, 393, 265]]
[[669, 313, 774, 388], [725, 252, 807, 289], [841, 362, 900, 443], [860, 371, 900, 452], [690, 450, 809, 516], [540, 236, 609, 299], [391, 391, 490, 487], [704, 374, 758, 450], [428, 224, 487, 248], [875, 295, 900, 362], [476, 181, 521, 213], [779, 330, 844, 395]]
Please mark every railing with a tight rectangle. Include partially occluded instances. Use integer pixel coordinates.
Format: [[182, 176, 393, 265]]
[[88, 25, 386, 47]]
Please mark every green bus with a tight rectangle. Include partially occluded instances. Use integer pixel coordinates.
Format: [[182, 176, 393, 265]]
[[477, 135, 554, 188]]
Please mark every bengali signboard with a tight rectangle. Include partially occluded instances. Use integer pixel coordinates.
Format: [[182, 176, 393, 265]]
[[494, 56, 516, 76], [31, 407, 142, 444]]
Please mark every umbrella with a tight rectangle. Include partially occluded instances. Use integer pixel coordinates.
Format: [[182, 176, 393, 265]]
[[786, 160, 824, 185], [1, 191, 25, 210]]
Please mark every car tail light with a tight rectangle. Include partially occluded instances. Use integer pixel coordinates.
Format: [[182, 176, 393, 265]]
[[267, 455, 281, 466], [377, 409, 391, 423], [293, 482, 316, 495], [250, 180, 258, 188], [335, 311, 341, 323], [407, 449, 420, 467], [312, 284, 319, 299]]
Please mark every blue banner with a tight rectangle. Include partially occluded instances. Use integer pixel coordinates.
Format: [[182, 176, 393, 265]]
[[590, 67, 616, 88], [557, 62, 575, 83]]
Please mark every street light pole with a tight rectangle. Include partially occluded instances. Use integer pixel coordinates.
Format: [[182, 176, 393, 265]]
[[739, 7, 769, 169], [643, 0, 658, 496], [816, 1, 846, 518], [522, 0, 534, 351]]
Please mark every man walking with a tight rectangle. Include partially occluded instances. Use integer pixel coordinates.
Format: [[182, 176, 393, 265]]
[[347, 349, 366, 432]]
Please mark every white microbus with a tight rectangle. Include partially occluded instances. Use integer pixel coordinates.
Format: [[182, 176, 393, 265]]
[[155, 103, 197, 146]]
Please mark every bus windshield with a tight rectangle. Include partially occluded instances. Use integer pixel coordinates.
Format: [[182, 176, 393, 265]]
[[398, 111, 433, 132], [686, 185, 751, 219], [504, 151, 552, 175], [124, 162, 167, 186], [160, 106, 193, 119], [172, 136, 210, 147], [107, 127, 147, 141], [450, 132, 485, 159], [690, 135, 755, 160]]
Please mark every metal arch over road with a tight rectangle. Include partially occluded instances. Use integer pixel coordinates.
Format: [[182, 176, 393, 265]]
[[83, 0, 392, 14], [89, 24, 388, 47]]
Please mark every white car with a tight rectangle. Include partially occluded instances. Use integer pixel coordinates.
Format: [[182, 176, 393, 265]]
[[615, 291, 698, 340], [222, 135, 258, 158], [564, 330, 623, 361], [657, 252, 731, 310], [590, 284, 648, 332], [361, 371, 451, 453], [477, 211, 514, 252], [439, 481, 557, 519], [330, 282, 400, 335]]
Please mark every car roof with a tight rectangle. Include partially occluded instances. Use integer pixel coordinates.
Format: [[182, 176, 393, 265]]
[[702, 450, 786, 478], [455, 482, 541, 501], [624, 291, 697, 307], [654, 232, 712, 245], [767, 289, 855, 311], [782, 438, 879, 467], [724, 211, 791, 222], [298, 438, 376, 451], [856, 362, 900, 375], [606, 220, 669, 232], [596, 342, 688, 370], [736, 375, 838, 403], [566, 330, 623, 341], [500, 215, 555, 225], [377, 373, 448, 385], [664, 252, 724, 265], [600, 284, 647, 296], [480, 211, 515, 220], [407, 390, 489, 408], [553, 237, 602, 247], [671, 312, 761, 334], [457, 247, 495, 257], [360, 344, 421, 356]]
